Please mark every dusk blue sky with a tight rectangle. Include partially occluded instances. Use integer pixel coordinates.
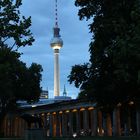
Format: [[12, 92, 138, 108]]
[[19, 0, 91, 99]]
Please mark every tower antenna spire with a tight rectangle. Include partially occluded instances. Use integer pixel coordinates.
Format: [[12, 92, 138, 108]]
[[55, 0, 58, 27]]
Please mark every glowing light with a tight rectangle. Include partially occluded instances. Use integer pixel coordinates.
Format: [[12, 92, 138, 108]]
[[59, 111, 63, 114], [32, 105, 37, 108], [65, 110, 70, 113], [47, 112, 50, 115], [53, 112, 56, 115], [52, 45, 61, 50], [97, 128, 104, 134], [72, 109, 77, 112], [45, 95, 48, 98], [41, 113, 45, 116], [73, 133, 77, 138], [80, 108, 85, 111], [129, 101, 134, 105], [88, 107, 94, 110]]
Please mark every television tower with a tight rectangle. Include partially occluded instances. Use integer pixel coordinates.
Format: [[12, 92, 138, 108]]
[[50, 0, 63, 97]]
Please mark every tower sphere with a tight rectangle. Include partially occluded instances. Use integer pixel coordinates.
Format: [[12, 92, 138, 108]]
[[50, 36, 63, 50], [50, 27, 63, 50]]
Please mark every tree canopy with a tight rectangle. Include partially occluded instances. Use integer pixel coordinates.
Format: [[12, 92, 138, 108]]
[[0, 47, 43, 135], [0, 0, 43, 135], [0, 0, 34, 50], [0, 47, 42, 106], [68, 0, 140, 106]]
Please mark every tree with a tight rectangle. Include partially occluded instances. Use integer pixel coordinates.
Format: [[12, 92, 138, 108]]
[[68, 63, 90, 89], [0, 0, 34, 51], [0, 0, 42, 136], [68, 0, 140, 106], [0, 48, 43, 135]]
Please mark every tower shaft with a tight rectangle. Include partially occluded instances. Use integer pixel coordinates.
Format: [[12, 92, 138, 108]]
[[54, 49, 60, 96], [50, 0, 63, 97]]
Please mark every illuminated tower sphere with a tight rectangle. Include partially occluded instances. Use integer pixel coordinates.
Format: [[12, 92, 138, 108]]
[[50, 0, 63, 97]]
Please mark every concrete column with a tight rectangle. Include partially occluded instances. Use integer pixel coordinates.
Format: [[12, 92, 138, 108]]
[[76, 109, 81, 135], [62, 112, 67, 136], [34, 114, 38, 128], [20, 119, 24, 137], [44, 113, 47, 129], [8, 118, 11, 137], [58, 113, 62, 136], [56, 112, 60, 136], [6, 118, 8, 137], [83, 109, 89, 130], [18, 118, 22, 137], [11, 117, 15, 137], [113, 107, 121, 136], [14, 117, 18, 137], [46, 114, 50, 136], [18, 118, 21, 137], [7, 117, 9, 137], [10, 116, 16, 136], [136, 108, 140, 136], [52, 113, 56, 136], [40, 114, 45, 129], [3, 117, 6, 136], [106, 113, 112, 136], [49, 113, 53, 137], [68, 111, 73, 136], [91, 109, 97, 136], [39, 114, 43, 129], [124, 110, 131, 136], [98, 110, 103, 136]]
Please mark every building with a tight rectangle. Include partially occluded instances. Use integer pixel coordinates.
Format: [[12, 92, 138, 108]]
[[40, 90, 49, 99], [2, 99, 140, 137]]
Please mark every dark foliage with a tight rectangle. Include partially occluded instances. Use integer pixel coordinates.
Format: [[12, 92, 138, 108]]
[[68, 0, 140, 106], [0, 0, 42, 135]]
